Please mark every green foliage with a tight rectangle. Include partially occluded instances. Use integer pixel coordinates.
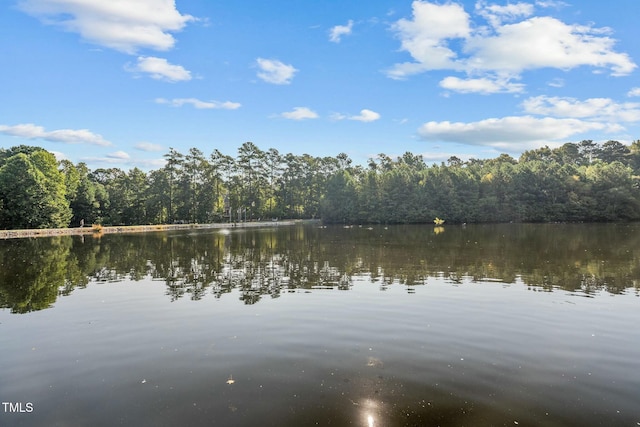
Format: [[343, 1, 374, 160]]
[[319, 141, 640, 224], [320, 170, 359, 223], [0, 149, 71, 229], [0, 140, 639, 230]]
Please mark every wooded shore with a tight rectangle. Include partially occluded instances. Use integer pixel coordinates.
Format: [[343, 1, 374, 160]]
[[3, 142, 640, 231], [0, 220, 302, 240]]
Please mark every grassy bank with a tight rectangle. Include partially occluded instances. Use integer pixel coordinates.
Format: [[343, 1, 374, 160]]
[[0, 220, 306, 240]]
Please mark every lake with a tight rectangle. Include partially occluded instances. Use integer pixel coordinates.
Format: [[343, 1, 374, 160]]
[[1, 223, 639, 426]]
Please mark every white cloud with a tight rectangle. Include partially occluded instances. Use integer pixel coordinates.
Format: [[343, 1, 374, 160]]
[[256, 58, 298, 85], [418, 116, 620, 150], [465, 17, 635, 76], [349, 109, 381, 122], [329, 20, 354, 43], [331, 109, 381, 122], [82, 155, 165, 168], [439, 76, 524, 94], [548, 78, 565, 88], [18, 0, 195, 54], [280, 107, 319, 120], [419, 94, 640, 152], [0, 123, 111, 146], [522, 96, 640, 122], [388, 1, 636, 89], [476, 1, 534, 28], [106, 150, 130, 160], [128, 56, 191, 82], [141, 158, 168, 168], [388, 1, 470, 79], [135, 142, 164, 152], [50, 151, 68, 161], [155, 97, 241, 109], [0, 123, 46, 138], [535, 1, 569, 8], [142, 158, 168, 168], [628, 88, 640, 97]]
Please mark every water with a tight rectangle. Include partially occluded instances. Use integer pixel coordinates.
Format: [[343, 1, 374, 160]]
[[1, 224, 639, 426]]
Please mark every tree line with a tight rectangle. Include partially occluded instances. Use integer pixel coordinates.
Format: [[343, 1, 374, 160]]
[[1, 139, 640, 229]]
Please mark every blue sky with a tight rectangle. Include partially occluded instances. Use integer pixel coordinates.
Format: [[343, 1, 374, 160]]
[[1, 0, 639, 170]]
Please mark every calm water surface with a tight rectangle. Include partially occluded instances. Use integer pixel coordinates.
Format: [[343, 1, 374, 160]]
[[1, 224, 640, 426]]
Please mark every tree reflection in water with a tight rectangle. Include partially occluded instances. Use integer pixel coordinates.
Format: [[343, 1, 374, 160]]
[[2, 223, 640, 312]]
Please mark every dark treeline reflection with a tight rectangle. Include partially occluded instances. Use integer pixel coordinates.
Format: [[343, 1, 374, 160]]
[[1, 224, 640, 312]]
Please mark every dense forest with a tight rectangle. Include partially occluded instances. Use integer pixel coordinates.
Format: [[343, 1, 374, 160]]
[[1, 139, 640, 229]]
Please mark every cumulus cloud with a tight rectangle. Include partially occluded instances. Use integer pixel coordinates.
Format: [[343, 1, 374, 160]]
[[522, 95, 640, 122], [332, 109, 381, 122], [349, 109, 381, 122], [388, 1, 470, 79], [418, 116, 620, 150], [329, 20, 354, 43], [128, 56, 191, 82], [439, 76, 524, 94], [388, 1, 636, 92], [142, 158, 168, 168], [548, 78, 565, 88], [256, 58, 298, 85], [106, 150, 130, 160], [417, 94, 639, 151], [465, 17, 635, 76], [280, 107, 319, 120], [135, 142, 164, 152], [0, 123, 111, 146], [535, 1, 569, 8], [628, 88, 640, 97], [82, 155, 166, 168], [18, 0, 195, 54], [475, 1, 534, 28], [155, 97, 241, 109]]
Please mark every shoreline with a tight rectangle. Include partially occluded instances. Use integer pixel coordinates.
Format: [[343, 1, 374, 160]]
[[0, 220, 311, 240]]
